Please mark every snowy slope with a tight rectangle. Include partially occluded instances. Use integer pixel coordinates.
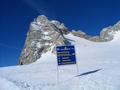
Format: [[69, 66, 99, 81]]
[[0, 31, 120, 90]]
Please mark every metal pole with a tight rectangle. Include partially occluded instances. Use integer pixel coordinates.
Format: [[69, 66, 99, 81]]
[[74, 45, 79, 76], [76, 61, 79, 76], [57, 64, 59, 84]]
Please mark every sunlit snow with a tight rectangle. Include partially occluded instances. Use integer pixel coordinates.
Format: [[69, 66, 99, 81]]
[[0, 31, 120, 90]]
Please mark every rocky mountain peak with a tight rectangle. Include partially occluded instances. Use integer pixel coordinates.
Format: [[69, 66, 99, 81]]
[[19, 15, 70, 65], [19, 15, 120, 65], [36, 15, 49, 25], [100, 21, 120, 42]]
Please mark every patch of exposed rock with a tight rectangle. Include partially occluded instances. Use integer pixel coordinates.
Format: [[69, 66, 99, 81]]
[[100, 22, 120, 41]]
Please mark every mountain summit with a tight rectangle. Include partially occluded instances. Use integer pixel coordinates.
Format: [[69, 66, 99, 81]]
[[19, 15, 70, 64], [19, 15, 120, 65]]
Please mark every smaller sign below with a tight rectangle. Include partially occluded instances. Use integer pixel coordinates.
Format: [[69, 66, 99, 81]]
[[56, 45, 76, 65]]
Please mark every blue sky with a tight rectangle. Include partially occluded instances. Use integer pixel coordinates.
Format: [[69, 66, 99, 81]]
[[0, 0, 120, 67]]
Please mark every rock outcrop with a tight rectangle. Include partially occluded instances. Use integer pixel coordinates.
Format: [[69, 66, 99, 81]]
[[19, 15, 70, 65], [71, 30, 100, 42], [100, 21, 120, 41], [72, 21, 120, 42]]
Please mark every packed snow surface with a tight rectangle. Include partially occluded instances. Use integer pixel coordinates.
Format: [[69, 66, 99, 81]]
[[0, 31, 120, 90]]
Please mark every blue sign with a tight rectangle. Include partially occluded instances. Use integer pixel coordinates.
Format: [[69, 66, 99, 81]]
[[56, 45, 76, 65]]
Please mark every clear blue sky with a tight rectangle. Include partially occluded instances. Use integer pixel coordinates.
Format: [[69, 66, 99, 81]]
[[0, 0, 120, 67]]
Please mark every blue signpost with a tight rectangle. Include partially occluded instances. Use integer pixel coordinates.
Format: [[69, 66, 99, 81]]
[[56, 45, 78, 83], [56, 45, 76, 65]]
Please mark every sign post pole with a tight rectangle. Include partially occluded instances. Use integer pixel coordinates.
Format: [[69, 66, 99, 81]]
[[76, 61, 79, 76], [57, 64, 59, 84]]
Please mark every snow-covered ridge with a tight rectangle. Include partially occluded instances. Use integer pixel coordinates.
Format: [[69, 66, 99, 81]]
[[31, 15, 120, 42], [0, 30, 120, 90]]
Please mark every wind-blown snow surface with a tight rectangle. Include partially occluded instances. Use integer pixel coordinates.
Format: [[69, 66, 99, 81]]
[[0, 31, 120, 90]]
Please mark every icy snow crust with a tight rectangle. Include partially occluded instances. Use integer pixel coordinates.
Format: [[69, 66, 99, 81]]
[[0, 31, 120, 90]]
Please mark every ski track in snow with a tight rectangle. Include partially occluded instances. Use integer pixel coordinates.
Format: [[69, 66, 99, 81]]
[[0, 31, 120, 90]]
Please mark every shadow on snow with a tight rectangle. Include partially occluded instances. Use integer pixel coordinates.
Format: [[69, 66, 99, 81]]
[[76, 69, 102, 77]]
